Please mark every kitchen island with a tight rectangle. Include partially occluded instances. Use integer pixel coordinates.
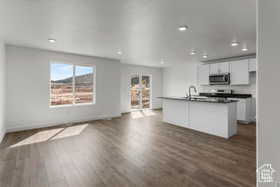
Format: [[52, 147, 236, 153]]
[[159, 97, 237, 139]]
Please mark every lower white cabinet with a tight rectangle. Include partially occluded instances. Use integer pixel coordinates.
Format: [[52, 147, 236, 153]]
[[228, 98, 252, 123], [189, 102, 237, 138], [162, 98, 237, 139], [162, 100, 189, 128], [250, 97, 256, 122]]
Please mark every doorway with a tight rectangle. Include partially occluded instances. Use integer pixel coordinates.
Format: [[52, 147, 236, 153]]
[[130, 74, 151, 110]]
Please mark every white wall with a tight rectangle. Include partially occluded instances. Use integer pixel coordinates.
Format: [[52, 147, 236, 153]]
[[0, 41, 6, 142], [163, 62, 198, 97], [6, 45, 121, 132], [258, 0, 280, 186], [120, 64, 162, 113]]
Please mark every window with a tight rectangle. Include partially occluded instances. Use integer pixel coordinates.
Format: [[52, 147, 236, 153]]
[[50, 63, 95, 106]]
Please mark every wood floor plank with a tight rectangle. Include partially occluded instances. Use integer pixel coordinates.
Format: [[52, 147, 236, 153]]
[[0, 110, 256, 187]]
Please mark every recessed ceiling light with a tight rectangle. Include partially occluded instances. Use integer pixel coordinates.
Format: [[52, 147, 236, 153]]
[[117, 51, 122, 55], [202, 54, 208, 59], [178, 26, 188, 31], [160, 60, 165, 64], [231, 41, 239, 47], [190, 50, 197, 55], [242, 47, 248, 51], [48, 38, 56, 43]]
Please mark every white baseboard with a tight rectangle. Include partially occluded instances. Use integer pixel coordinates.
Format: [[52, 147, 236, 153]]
[[0, 130, 5, 143], [6, 114, 122, 133]]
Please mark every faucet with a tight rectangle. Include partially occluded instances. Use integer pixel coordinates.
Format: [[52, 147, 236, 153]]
[[188, 85, 197, 98]]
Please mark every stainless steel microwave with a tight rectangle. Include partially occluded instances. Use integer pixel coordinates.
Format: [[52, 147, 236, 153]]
[[209, 73, 230, 85]]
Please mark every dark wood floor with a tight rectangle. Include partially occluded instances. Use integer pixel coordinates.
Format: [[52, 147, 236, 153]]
[[0, 110, 256, 187]]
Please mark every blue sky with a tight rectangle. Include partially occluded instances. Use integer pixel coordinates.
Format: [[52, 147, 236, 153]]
[[51, 64, 93, 81]]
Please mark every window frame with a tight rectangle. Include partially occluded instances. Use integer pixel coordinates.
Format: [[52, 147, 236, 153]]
[[49, 62, 96, 108]]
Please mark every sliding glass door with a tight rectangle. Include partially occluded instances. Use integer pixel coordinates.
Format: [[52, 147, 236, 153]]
[[141, 75, 151, 109], [130, 74, 151, 110]]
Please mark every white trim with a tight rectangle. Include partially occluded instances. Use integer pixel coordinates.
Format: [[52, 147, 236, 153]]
[[49, 103, 95, 109], [49, 62, 96, 107], [5, 114, 122, 133], [129, 74, 152, 111], [73, 65, 76, 104]]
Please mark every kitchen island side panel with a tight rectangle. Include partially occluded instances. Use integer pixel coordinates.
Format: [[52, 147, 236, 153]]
[[189, 102, 237, 138], [162, 100, 189, 128]]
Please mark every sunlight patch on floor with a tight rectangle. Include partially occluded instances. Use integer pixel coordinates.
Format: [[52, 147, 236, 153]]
[[142, 109, 156, 116], [131, 111, 144, 119], [51, 124, 88, 140], [9, 124, 88, 148], [130, 110, 156, 119]]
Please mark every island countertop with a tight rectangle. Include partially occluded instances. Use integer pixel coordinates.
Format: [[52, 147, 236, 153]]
[[158, 96, 238, 104]]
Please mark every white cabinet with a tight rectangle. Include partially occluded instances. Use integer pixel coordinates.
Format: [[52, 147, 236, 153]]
[[210, 63, 219, 74], [210, 62, 229, 74], [230, 60, 250, 85], [162, 100, 189, 128], [161, 98, 237, 139], [189, 102, 237, 138], [228, 98, 252, 123], [250, 97, 256, 122], [219, 62, 230, 73], [249, 58, 257, 72], [198, 64, 210, 85]]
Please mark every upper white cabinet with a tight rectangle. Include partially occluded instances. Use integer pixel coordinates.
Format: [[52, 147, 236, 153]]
[[249, 58, 257, 72], [210, 63, 219, 74], [210, 62, 229, 74], [198, 64, 210, 85], [198, 59, 253, 86], [230, 60, 250, 85], [219, 62, 230, 73]]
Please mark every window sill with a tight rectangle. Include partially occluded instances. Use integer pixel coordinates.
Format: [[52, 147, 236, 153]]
[[49, 102, 95, 108]]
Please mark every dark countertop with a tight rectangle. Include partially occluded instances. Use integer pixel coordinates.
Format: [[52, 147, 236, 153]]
[[158, 97, 238, 104], [199, 93, 252, 99]]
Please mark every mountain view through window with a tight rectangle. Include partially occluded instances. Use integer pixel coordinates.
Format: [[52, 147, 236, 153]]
[[50, 63, 94, 106]]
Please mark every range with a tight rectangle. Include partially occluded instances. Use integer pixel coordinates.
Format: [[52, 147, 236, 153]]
[[199, 90, 252, 99]]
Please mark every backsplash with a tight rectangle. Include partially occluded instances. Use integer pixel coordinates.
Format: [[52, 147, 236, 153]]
[[198, 72, 256, 97]]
